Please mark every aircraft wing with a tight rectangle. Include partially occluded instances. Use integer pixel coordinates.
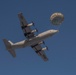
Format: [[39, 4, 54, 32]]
[[18, 12, 35, 39], [31, 44, 48, 61]]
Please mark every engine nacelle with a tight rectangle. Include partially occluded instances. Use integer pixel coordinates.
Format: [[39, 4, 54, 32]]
[[27, 22, 34, 27], [31, 29, 38, 33], [39, 41, 45, 44], [22, 22, 34, 29], [42, 47, 48, 51]]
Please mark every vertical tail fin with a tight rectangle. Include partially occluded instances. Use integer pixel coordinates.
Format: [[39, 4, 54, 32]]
[[3, 39, 16, 57]]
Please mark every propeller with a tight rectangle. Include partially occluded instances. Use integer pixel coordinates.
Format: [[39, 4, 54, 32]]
[[42, 41, 49, 51], [42, 41, 45, 44], [31, 21, 35, 26], [44, 44, 49, 51], [31, 21, 38, 33], [46, 46, 48, 51], [35, 28, 38, 32]]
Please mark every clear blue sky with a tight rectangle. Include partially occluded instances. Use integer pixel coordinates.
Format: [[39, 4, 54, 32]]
[[0, 0, 76, 75]]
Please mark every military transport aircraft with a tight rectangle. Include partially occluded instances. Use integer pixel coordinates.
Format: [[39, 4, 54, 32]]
[[3, 13, 59, 61]]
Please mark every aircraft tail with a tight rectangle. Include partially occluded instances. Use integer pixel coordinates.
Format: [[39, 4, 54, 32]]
[[3, 39, 16, 57]]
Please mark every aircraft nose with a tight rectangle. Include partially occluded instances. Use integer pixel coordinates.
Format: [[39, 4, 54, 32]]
[[53, 30, 59, 33], [51, 30, 59, 34]]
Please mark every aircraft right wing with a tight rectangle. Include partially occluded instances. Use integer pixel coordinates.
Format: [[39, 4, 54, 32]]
[[31, 43, 48, 61]]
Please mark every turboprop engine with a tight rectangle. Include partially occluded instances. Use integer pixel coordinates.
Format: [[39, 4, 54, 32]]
[[27, 22, 34, 27], [31, 29, 38, 33], [42, 46, 48, 51]]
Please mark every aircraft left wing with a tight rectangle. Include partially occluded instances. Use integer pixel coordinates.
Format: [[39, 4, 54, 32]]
[[18, 12, 35, 39], [31, 43, 48, 61]]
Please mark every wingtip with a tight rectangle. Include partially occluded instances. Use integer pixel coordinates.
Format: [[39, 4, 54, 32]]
[[18, 12, 23, 16]]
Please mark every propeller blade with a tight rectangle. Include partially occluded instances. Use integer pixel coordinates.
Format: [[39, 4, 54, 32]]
[[31, 21, 35, 26], [46, 46, 49, 51]]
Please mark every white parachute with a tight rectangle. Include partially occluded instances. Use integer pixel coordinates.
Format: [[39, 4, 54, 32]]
[[50, 12, 64, 25]]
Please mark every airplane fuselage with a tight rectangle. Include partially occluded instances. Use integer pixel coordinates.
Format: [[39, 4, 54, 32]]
[[12, 29, 59, 49]]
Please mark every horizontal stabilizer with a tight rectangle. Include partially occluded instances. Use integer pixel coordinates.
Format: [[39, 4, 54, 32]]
[[3, 39, 16, 57], [7, 49, 16, 57]]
